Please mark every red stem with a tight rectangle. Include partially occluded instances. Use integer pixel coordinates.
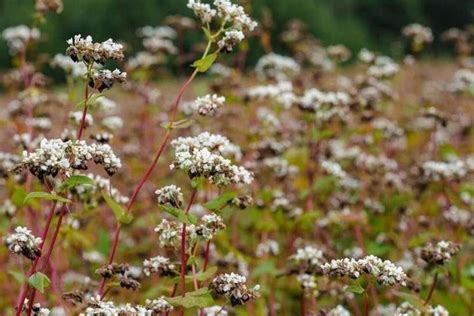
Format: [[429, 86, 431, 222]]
[[26, 210, 65, 315], [15, 201, 58, 315], [98, 69, 198, 297], [76, 84, 89, 140], [202, 240, 211, 271], [424, 271, 438, 306], [180, 189, 198, 298]]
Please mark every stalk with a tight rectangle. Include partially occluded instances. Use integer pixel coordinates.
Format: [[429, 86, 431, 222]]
[[180, 189, 198, 298], [424, 271, 438, 306], [97, 40, 211, 296], [15, 202, 58, 315], [26, 210, 66, 315]]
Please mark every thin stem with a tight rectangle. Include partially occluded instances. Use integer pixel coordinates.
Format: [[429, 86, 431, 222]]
[[300, 293, 306, 316], [26, 209, 66, 316], [180, 189, 198, 298], [202, 240, 211, 271], [76, 83, 90, 140], [98, 59, 202, 297], [15, 202, 57, 316], [424, 271, 438, 306]]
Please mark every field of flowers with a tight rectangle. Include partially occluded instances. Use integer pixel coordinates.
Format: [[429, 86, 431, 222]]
[[0, 0, 473, 315]]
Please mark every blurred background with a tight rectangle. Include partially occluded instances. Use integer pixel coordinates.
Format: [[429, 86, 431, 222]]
[[0, 0, 473, 70]]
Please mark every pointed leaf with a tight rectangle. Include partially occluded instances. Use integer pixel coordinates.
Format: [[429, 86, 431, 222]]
[[165, 288, 215, 308], [203, 192, 237, 211], [345, 284, 365, 294], [24, 192, 71, 205], [58, 175, 95, 192], [160, 205, 197, 225], [103, 194, 134, 224], [191, 53, 218, 72], [28, 272, 51, 293]]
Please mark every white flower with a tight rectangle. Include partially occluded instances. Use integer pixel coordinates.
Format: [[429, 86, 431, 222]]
[[69, 111, 93, 127], [255, 53, 300, 81], [143, 256, 175, 276], [51, 54, 87, 77], [101, 116, 123, 131], [14, 138, 122, 178], [322, 255, 409, 287], [5, 226, 42, 260], [155, 185, 184, 208], [210, 273, 260, 306], [170, 132, 252, 186], [2, 25, 40, 54], [255, 239, 280, 257], [187, 0, 217, 24], [218, 30, 245, 51], [193, 94, 226, 116]]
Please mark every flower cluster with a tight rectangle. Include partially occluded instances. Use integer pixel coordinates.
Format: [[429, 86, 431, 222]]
[[170, 132, 253, 186], [255, 239, 280, 257], [22, 299, 50, 316], [155, 185, 184, 208], [5, 226, 42, 260], [421, 159, 467, 181], [290, 246, 326, 274], [209, 273, 260, 306], [81, 295, 173, 315], [420, 241, 461, 266], [95, 263, 141, 291], [193, 94, 226, 116], [51, 54, 88, 78], [14, 138, 122, 179], [154, 215, 226, 248], [143, 255, 176, 276], [89, 69, 127, 92], [73, 173, 129, 205], [1, 25, 40, 54], [321, 255, 411, 287], [447, 69, 474, 93], [69, 111, 93, 127], [187, 0, 257, 51], [66, 35, 124, 64], [255, 53, 301, 81], [138, 25, 177, 54], [35, 0, 63, 14], [402, 23, 434, 45]]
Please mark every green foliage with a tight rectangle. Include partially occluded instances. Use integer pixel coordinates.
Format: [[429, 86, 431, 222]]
[[165, 288, 215, 308], [102, 194, 134, 224], [159, 204, 198, 224], [28, 272, 51, 293], [23, 192, 71, 205], [203, 192, 236, 211], [58, 175, 95, 192]]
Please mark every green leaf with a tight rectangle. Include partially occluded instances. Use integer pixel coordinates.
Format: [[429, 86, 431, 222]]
[[345, 284, 365, 294], [166, 288, 215, 308], [191, 53, 218, 72], [24, 192, 71, 205], [203, 192, 237, 211], [11, 187, 27, 207], [28, 272, 51, 293], [58, 175, 95, 192], [160, 205, 197, 225], [161, 119, 194, 130], [9, 270, 27, 284], [102, 194, 134, 224], [173, 266, 218, 284]]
